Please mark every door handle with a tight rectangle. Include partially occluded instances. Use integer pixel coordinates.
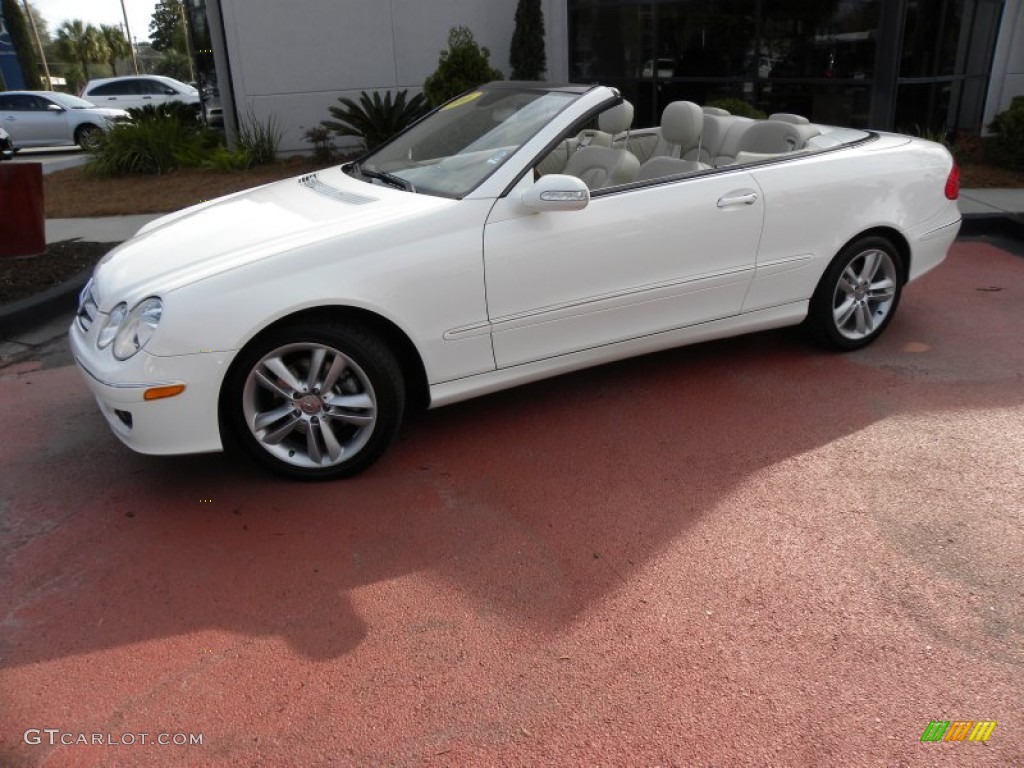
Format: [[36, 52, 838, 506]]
[[717, 192, 758, 207], [108, 97, 116, 100], [143, 96, 152, 100]]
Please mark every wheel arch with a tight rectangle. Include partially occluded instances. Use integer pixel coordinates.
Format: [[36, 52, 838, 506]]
[[838, 226, 911, 284], [218, 305, 431, 432]]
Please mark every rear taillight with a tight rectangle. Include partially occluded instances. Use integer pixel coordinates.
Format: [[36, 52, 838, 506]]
[[945, 162, 960, 200]]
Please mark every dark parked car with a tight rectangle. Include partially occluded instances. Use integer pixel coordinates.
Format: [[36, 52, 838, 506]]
[[0, 126, 15, 160]]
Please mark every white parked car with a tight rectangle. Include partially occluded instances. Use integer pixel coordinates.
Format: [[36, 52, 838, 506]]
[[81, 75, 199, 113], [0, 91, 130, 149], [70, 83, 961, 479]]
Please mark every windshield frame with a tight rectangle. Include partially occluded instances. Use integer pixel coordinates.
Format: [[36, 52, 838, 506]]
[[351, 82, 587, 200]]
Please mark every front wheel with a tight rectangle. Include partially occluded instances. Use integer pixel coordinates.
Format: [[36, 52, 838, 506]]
[[75, 123, 102, 150], [225, 323, 405, 480], [806, 236, 904, 350]]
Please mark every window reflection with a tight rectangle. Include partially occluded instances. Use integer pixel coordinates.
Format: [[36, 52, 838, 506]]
[[567, 0, 999, 132]]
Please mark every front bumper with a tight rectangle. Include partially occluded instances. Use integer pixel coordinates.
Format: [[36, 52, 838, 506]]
[[69, 319, 232, 456]]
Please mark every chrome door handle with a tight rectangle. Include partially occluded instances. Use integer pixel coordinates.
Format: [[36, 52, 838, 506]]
[[717, 192, 758, 207]]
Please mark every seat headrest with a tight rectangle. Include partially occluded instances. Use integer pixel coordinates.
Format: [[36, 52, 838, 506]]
[[660, 101, 703, 147], [598, 101, 634, 135], [769, 112, 810, 124], [702, 106, 730, 116]]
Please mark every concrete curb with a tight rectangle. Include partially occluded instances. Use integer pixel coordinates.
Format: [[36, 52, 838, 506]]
[[958, 212, 1024, 241], [0, 264, 93, 338]]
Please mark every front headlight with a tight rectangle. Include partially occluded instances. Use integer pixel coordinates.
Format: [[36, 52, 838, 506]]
[[97, 302, 127, 348], [111, 297, 163, 360]]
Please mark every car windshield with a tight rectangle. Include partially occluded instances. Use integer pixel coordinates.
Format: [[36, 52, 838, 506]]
[[353, 86, 579, 198], [49, 93, 100, 109]]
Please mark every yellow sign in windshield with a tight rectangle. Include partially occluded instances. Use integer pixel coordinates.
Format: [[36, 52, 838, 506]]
[[441, 92, 483, 110]]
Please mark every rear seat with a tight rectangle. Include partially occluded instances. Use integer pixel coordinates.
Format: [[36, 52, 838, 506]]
[[703, 112, 820, 166], [544, 105, 821, 176]]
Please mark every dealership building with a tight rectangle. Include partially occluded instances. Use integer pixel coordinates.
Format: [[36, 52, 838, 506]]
[[188, 0, 1022, 153]]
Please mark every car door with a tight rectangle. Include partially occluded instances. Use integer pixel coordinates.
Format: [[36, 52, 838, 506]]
[[0, 94, 66, 146], [483, 170, 765, 367], [88, 79, 142, 110], [138, 78, 175, 107]]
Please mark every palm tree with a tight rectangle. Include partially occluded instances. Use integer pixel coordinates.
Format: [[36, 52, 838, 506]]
[[322, 90, 431, 151], [99, 24, 131, 76], [56, 20, 107, 82]]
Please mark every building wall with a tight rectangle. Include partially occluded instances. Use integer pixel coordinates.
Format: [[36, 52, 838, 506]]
[[983, 0, 1023, 132], [217, 0, 568, 153]]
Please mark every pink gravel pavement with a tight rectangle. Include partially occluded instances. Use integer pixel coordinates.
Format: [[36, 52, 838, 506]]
[[0, 239, 1022, 767]]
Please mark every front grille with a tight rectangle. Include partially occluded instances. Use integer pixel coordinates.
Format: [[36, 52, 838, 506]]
[[298, 173, 376, 205], [77, 280, 99, 332]]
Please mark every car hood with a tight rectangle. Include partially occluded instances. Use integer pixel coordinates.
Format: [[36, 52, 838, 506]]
[[92, 167, 454, 308]]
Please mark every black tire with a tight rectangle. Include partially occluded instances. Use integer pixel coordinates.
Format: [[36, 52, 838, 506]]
[[225, 322, 405, 480], [806, 235, 904, 351], [75, 124, 102, 150]]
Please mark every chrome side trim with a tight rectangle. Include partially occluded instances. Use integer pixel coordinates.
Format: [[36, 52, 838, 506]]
[[488, 265, 753, 332], [918, 218, 961, 241]]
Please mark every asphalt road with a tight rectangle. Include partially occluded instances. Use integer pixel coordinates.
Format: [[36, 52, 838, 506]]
[[1, 239, 1022, 766]]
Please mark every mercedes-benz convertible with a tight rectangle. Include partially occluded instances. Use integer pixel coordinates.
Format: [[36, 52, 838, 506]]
[[71, 82, 961, 479]]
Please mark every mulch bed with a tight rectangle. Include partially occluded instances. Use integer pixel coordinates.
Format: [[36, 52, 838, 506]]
[[959, 163, 1024, 188], [0, 241, 116, 305]]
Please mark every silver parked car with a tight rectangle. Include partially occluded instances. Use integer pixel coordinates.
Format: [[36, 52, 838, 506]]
[[0, 91, 130, 149]]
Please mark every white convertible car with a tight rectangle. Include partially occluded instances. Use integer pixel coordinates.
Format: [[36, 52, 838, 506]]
[[71, 82, 961, 479]]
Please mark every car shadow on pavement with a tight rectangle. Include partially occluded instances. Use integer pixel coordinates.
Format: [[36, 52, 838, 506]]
[[1, 241, 1022, 667]]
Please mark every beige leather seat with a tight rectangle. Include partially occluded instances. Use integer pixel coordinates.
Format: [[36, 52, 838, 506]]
[[562, 101, 640, 189], [537, 101, 634, 176], [733, 119, 820, 157], [635, 101, 710, 181]]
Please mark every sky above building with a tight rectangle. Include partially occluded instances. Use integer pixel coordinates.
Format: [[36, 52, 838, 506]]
[[31, 0, 157, 44]]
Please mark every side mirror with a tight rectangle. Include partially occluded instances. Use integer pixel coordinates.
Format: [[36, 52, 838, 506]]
[[521, 174, 590, 213], [47, 103, 64, 113]]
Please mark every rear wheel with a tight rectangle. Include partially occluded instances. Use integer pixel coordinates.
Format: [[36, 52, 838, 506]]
[[225, 323, 405, 480], [806, 236, 904, 350], [75, 124, 102, 150]]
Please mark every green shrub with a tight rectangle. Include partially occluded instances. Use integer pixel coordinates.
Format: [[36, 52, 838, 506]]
[[510, 0, 546, 80], [423, 26, 503, 107], [86, 117, 208, 176], [127, 101, 201, 126], [202, 145, 251, 171], [302, 126, 336, 163], [707, 98, 767, 120], [987, 96, 1024, 171], [236, 109, 282, 166], [321, 90, 430, 152]]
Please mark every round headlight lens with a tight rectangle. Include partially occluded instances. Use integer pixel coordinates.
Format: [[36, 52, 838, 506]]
[[97, 302, 127, 349], [112, 297, 163, 360]]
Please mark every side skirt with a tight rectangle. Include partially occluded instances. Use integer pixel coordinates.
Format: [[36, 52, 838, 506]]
[[429, 301, 807, 408]]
